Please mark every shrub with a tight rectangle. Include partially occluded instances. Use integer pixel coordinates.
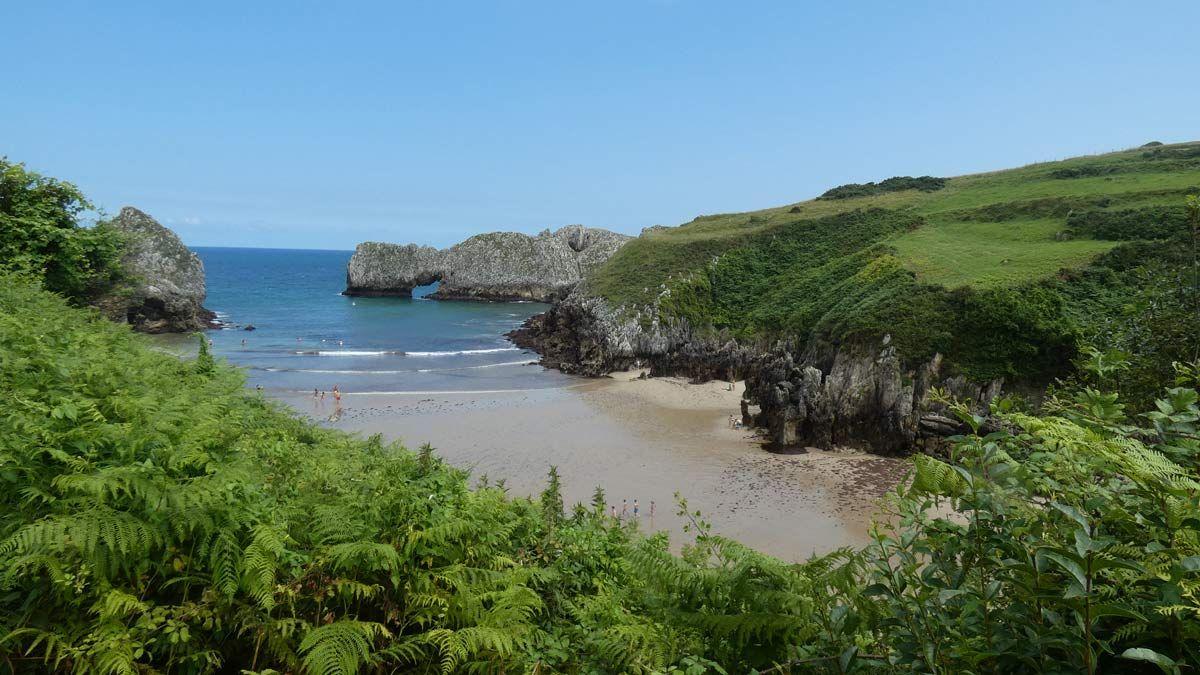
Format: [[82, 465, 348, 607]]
[[1066, 205, 1190, 240], [818, 175, 946, 200], [0, 158, 123, 303]]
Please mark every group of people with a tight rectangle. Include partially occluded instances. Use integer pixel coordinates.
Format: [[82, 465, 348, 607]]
[[609, 498, 655, 521], [313, 384, 342, 406]]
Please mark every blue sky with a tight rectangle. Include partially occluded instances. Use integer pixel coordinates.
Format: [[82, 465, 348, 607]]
[[4, 1, 1198, 250]]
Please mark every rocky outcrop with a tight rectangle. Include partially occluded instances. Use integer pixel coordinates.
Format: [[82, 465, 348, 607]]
[[95, 207, 215, 333], [344, 226, 630, 302], [509, 293, 1002, 454]]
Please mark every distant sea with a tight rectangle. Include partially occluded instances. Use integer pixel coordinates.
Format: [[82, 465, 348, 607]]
[[193, 247, 572, 394]]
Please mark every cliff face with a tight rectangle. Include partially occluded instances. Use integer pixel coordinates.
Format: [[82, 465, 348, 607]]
[[96, 207, 214, 333], [509, 293, 1001, 454], [344, 225, 630, 302]]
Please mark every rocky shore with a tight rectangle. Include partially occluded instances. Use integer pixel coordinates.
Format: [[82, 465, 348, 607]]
[[95, 207, 216, 333], [509, 293, 1002, 454], [344, 225, 630, 302]]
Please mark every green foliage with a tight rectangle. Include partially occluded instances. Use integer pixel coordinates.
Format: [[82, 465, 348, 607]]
[[819, 176, 947, 200], [194, 333, 215, 376], [1066, 205, 1189, 240], [0, 158, 123, 303], [2, 276, 1200, 672], [591, 144, 1200, 400]]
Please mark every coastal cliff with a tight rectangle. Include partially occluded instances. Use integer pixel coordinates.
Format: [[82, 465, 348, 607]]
[[344, 225, 630, 302], [95, 207, 215, 333], [509, 293, 1000, 454]]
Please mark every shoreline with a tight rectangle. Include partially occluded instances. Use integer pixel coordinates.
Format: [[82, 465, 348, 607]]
[[273, 367, 911, 561]]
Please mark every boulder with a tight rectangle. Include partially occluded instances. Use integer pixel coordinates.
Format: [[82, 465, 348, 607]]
[[96, 207, 214, 333]]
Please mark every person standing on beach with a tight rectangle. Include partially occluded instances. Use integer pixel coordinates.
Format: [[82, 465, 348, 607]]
[[610, 505, 617, 519], [650, 501, 655, 519], [621, 499, 628, 519], [633, 499, 640, 518]]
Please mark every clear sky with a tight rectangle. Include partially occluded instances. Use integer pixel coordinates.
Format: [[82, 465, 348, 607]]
[[4, 1, 1198, 250]]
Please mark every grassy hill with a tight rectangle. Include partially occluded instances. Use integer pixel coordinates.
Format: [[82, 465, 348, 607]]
[[587, 142, 1200, 395]]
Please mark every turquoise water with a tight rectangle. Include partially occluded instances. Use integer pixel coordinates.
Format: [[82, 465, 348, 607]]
[[195, 247, 571, 393]]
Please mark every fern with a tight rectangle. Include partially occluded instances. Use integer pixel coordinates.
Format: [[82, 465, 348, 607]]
[[298, 620, 389, 675]]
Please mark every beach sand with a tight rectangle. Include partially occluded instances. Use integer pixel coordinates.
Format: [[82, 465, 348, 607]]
[[276, 368, 910, 562]]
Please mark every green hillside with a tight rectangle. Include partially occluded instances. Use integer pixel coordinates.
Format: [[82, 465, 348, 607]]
[[589, 142, 1200, 396]]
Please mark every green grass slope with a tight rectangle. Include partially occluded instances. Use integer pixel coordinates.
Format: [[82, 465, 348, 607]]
[[589, 142, 1200, 391]]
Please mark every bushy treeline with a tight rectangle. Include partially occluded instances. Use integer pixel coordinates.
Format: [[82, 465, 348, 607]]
[[2, 279, 1200, 672], [818, 176, 946, 200], [1065, 206, 1190, 240], [0, 159, 124, 304]]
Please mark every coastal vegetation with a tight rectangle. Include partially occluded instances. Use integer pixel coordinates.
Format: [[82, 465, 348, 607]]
[[2, 157, 1199, 673], [0, 159, 123, 304], [3, 271, 1200, 672], [588, 143, 1200, 405]]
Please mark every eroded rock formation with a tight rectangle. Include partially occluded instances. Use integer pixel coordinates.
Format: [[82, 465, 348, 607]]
[[509, 293, 1002, 454], [95, 207, 214, 333], [344, 226, 630, 302]]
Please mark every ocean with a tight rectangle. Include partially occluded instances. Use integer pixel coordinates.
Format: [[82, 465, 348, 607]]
[[193, 247, 572, 394]]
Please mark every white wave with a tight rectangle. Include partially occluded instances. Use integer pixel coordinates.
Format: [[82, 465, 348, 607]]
[[345, 386, 572, 396], [416, 360, 536, 372], [405, 347, 521, 357], [295, 350, 402, 356], [256, 360, 536, 375]]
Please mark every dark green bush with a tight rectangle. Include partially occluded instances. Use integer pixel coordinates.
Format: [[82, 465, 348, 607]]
[[0, 158, 124, 303], [1066, 206, 1189, 240], [818, 175, 946, 200]]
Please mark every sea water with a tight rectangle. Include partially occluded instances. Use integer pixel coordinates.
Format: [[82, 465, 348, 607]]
[[194, 247, 573, 394]]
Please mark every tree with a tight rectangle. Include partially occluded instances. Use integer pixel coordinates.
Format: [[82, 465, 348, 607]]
[[0, 158, 123, 302]]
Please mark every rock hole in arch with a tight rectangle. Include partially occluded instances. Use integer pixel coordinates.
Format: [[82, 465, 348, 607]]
[[412, 281, 440, 299]]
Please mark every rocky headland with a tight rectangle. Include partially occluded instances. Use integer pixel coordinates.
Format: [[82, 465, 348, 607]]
[[95, 207, 215, 333], [344, 225, 630, 302], [508, 292, 1001, 455]]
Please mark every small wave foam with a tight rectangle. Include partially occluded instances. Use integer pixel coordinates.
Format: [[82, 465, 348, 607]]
[[294, 350, 404, 356], [254, 360, 536, 375], [416, 360, 536, 372], [405, 347, 521, 357], [292, 347, 521, 357]]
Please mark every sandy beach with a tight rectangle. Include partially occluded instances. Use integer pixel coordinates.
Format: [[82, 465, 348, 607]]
[[277, 367, 910, 562]]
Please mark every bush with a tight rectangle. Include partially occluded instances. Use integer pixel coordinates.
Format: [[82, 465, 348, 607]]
[[1066, 206, 1190, 240], [818, 175, 946, 200], [0, 158, 124, 303], [1050, 165, 1122, 179]]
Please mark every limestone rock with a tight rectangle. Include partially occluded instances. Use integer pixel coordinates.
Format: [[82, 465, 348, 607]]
[[344, 226, 630, 302], [95, 207, 213, 333], [509, 290, 1004, 454]]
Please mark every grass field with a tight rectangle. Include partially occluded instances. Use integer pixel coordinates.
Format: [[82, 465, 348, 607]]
[[585, 141, 1200, 381], [888, 217, 1118, 289]]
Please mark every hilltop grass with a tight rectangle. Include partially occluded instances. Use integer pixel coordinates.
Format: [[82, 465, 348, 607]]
[[888, 217, 1117, 289], [588, 142, 1200, 387]]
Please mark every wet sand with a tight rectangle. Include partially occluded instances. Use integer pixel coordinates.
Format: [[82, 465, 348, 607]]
[[277, 369, 910, 562]]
